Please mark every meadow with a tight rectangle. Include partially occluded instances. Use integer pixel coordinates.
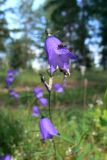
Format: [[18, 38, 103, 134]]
[[0, 69, 107, 160]]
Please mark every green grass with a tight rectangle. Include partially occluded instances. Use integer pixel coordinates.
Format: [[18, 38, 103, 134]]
[[0, 69, 107, 159], [0, 106, 107, 160]]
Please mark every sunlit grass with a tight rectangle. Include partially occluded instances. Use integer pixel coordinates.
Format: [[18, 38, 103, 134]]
[[0, 69, 107, 159], [0, 105, 107, 159]]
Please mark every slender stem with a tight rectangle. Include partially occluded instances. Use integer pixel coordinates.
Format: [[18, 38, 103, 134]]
[[40, 73, 57, 159], [48, 91, 52, 121], [48, 90, 57, 160]]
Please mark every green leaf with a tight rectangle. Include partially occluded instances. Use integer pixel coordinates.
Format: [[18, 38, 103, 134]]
[[103, 89, 107, 106], [60, 134, 72, 143], [56, 150, 62, 160]]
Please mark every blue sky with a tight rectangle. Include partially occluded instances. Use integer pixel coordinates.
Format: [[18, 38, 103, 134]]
[[5, 0, 46, 29], [5, 0, 45, 9], [5, 0, 46, 69]]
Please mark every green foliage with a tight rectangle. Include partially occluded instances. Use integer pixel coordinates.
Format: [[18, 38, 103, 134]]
[[0, 108, 24, 154], [0, 0, 9, 53], [103, 89, 107, 106], [9, 38, 35, 69], [0, 103, 107, 159], [0, 70, 107, 159]]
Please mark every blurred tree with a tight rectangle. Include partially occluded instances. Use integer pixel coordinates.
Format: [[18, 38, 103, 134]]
[[9, 38, 35, 69], [97, 1, 107, 70], [8, 0, 47, 69], [101, 24, 107, 70], [0, 0, 9, 53], [44, 0, 93, 68], [88, 0, 107, 69]]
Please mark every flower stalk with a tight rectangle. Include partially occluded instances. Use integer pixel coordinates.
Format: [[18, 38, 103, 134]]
[[40, 73, 57, 160]]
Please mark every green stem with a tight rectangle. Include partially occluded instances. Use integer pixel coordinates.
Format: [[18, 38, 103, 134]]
[[48, 91, 52, 121], [48, 90, 57, 160]]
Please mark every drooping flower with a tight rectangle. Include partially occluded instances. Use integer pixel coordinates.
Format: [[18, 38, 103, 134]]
[[5, 76, 14, 88], [45, 36, 77, 74], [39, 117, 59, 141], [33, 87, 48, 107], [5, 69, 17, 88], [33, 87, 43, 98], [7, 69, 16, 77], [53, 83, 64, 92], [0, 154, 12, 160], [38, 97, 48, 107], [9, 89, 20, 99], [32, 106, 40, 117]]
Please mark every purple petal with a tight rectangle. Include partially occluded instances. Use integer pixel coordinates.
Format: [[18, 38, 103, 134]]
[[6, 76, 14, 83], [32, 106, 40, 117], [33, 87, 43, 98], [38, 97, 48, 107], [53, 83, 64, 92], [5, 77, 14, 87], [39, 117, 59, 140], [45, 36, 61, 57], [45, 36, 61, 73], [0, 154, 12, 160], [67, 51, 77, 60], [7, 69, 17, 77], [45, 36, 77, 74], [50, 65, 57, 73]]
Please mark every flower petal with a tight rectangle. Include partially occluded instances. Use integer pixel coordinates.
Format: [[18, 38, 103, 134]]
[[53, 83, 64, 92], [32, 106, 40, 117], [39, 117, 59, 140], [38, 97, 48, 107], [0, 154, 12, 160], [33, 87, 43, 98]]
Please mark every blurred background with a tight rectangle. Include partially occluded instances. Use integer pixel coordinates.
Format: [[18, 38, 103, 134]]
[[0, 0, 107, 70], [0, 0, 107, 107]]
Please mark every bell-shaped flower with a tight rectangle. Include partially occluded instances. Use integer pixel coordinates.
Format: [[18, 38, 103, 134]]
[[0, 154, 12, 160], [39, 117, 59, 141], [33, 87, 43, 98], [53, 83, 64, 93], [32, 106, 40, 117], [45, 36, 77, 74], [5, 69, 17, 88], [7, 69, 16, 77], [5, 76, 14, 88], [38, 97, 48, 107]]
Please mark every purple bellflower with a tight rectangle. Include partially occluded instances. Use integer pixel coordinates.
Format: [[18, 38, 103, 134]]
[[5, 76, 14, 88], [7, 69, 16, 77], [9, 89, 20, 99], [45, 36, 77, 74], [5, 69, 17, 88], [53, 83, 64, 92], [39, 117, 59, 141], [33, 87, 48, 107], [32, 106, 40, 117], [38, 97, 48, 107], [33, 87, 43, 98], [0, 154, 12, 160]]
